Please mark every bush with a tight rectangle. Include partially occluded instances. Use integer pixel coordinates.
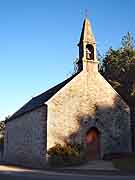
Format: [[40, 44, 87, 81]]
[[47, 143, 86, 167], [103, 152, 135, 160], [112, 157, 135, 171], [0, 136, 4, 145]]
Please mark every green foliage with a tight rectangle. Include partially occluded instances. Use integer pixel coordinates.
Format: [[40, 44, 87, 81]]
[[47, 143, 86, 167], [101, 32, 135, 107], [4, 116, 10, 122], [0, 136, 4, 146], [0, 116, 9, 146], [121, 32, 134, 50], [0, 121, 5, 152], [0, 121, 5, 140], [113, 156, 135, 170]]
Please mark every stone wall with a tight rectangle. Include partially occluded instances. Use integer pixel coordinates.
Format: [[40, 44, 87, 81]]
[[4, 105, 47, 168], [46, 69, 132, 157]]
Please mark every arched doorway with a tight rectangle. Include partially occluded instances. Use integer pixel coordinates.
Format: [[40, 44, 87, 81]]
[[85, 127, 100, 160]]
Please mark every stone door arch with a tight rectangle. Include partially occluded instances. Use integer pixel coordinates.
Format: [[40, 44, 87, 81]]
[[85, 127, 100, 160]]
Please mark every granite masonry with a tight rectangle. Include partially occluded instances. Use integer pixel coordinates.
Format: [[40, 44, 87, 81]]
[[4, 18, 132, 167]]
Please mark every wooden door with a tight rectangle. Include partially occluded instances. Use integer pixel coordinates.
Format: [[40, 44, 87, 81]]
[[85, 127, 100, 160]]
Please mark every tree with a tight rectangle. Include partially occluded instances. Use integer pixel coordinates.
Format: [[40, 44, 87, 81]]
[[101, 32, 135, 150], [102, 32, 135, 107], [0, 121, 5, 151], [121, 32, 134, 50], [0, 116, 9, 150]]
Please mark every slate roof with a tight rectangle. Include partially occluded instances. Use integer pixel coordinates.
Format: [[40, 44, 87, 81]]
[[7, 73, 78, 122]]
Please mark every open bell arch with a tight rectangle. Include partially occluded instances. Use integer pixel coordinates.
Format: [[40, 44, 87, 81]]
[[86, 44, 94, 60]]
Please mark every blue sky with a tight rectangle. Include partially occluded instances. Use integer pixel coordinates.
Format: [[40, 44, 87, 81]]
[[0, 0, 135, 120]]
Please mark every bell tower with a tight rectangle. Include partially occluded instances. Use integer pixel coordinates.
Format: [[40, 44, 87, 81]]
[[77, 18, 98, 72]]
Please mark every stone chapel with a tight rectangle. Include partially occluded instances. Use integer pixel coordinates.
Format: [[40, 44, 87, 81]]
[[4, 18, 131, 167]]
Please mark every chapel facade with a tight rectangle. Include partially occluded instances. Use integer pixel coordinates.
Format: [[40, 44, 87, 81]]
[[4, 18, 132, 167]]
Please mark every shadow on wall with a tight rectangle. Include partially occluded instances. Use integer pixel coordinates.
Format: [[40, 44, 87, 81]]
[[60, 94, 132, 158]]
